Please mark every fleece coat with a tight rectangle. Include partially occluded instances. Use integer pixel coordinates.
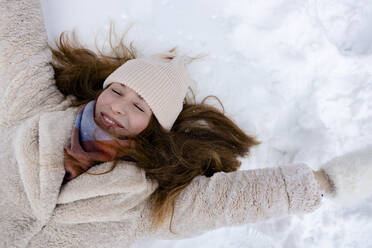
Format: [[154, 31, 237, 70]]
[[0, 0, 324, 247]]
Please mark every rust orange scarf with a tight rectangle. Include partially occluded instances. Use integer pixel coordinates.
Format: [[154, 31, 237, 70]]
[[63, 100, 134, 184]]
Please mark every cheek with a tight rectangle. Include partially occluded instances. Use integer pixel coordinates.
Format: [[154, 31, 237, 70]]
[[97, 92, 109, 104], [131, 116, 150, 133], [95, 92, 111, 111], [95, 95, 103, 109], [95, 97, 103, 114]]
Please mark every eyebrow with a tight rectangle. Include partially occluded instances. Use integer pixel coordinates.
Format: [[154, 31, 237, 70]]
[[117, 83, 144, 101]]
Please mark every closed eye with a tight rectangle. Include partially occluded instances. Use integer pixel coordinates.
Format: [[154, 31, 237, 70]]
[[111, 89, 144, 112], [112, 89, 121, 95], [135, 105, 144, 112]]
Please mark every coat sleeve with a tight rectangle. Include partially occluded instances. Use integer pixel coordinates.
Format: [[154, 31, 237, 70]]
[[0, 0, 72, 127], [146, 163, 324, 239]]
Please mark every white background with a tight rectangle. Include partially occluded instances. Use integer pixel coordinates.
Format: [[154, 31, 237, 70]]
[[40, 0, 372, 247]]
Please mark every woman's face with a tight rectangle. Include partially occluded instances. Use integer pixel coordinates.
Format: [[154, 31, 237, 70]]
[[94, 82, 152, 138]]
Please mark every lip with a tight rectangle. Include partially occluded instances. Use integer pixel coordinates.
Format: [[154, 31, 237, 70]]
[[101, 112, 123, 128]]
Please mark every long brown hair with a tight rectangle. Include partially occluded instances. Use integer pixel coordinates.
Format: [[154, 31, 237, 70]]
[[48, 22, 261, 232]]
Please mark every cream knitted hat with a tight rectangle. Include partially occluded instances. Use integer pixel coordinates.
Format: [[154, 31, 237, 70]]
[[102, 52, 191, 131]]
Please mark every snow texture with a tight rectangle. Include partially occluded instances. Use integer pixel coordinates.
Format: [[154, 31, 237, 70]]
[[40, 0, 372, 247]]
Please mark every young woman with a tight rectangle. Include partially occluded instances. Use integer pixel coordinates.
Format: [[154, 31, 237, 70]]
[[1, 0, 371, 247]]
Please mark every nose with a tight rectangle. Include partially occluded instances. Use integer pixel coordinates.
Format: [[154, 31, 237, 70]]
[[111, 99, 128, 116]]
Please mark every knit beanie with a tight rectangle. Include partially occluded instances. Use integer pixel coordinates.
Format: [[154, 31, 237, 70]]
[[102, 52, 191, 131]]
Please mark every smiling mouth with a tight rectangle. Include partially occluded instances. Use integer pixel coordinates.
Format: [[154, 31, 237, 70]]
[[101, 113, 122, 128]]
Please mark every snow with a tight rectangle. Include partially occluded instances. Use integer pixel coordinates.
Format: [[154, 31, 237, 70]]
[[40, 0, 372, 247]]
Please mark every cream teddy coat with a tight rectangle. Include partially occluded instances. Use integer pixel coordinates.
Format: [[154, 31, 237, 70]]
[[0, 0, 325, 247]]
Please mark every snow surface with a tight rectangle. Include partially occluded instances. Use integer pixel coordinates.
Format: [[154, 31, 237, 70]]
[[40, 0, 372, 247]]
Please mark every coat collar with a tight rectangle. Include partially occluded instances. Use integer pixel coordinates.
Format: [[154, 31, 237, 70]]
[[15, 107, 79, 221], [15, 107, 157, 223]]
